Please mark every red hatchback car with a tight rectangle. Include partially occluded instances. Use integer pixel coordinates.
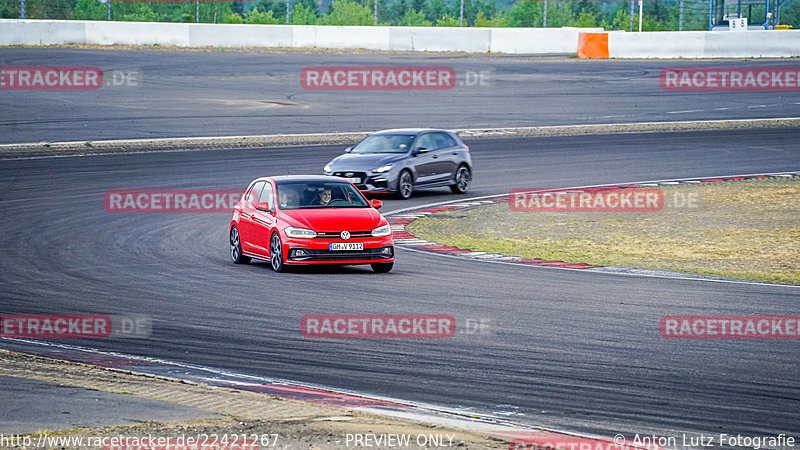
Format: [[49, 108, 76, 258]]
[[229, 175, 394, 273]]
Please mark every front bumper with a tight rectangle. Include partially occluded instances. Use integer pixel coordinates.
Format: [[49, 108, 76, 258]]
[[327, 171, 397, 194], [284, 236, 394, 264]]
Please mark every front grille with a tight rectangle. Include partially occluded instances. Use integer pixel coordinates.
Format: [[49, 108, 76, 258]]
[[289, 246, 393, 262], [315, 231, 373, 239]]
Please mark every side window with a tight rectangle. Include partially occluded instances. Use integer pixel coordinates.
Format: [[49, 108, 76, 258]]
[[432, 132, 456, 149], [416, 134, 435, 150], [260, 183, 274, 209], [246, 181, 265, 205]]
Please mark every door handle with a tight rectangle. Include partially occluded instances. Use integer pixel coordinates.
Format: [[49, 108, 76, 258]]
[[432, 155, 438, 159]]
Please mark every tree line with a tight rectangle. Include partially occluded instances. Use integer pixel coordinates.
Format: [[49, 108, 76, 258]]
[[1, 0, 797, 31]]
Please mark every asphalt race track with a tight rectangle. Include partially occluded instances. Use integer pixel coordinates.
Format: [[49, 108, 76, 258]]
[[2, 124, 800, 440], [3, 47, 800, 444], [1, 48, 800, 144]]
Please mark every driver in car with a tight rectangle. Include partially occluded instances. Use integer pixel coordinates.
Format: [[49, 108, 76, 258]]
[[318, 189, 332, 206]]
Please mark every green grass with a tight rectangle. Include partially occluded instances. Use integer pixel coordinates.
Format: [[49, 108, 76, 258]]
[[407, 177, 800, 285]]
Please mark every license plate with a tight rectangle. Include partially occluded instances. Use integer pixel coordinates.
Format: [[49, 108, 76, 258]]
[[330, 242, 364, 251], [345, 177, 361, 184]]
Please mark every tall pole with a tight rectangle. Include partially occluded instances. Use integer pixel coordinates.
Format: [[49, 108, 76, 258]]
[[459, 0, 464, 26], [629, 0, 634, 31], [19, 0, 25, 18], [373, 0, 377, 25], [107, 0, 111, 20], [197, 0, 200, 23], [638, 0, 643, 31], [708, 0, 713, 30], [542, 0, 547, 27], [286, 0, 290, 24], [679, 0, 684, 30]]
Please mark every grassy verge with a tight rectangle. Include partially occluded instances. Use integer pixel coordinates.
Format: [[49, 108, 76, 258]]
[[407, 177, 800, 285]]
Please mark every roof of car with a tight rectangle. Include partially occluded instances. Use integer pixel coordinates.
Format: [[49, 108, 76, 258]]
[[269, 175, 349, 184], [371, 128, 452, 134]]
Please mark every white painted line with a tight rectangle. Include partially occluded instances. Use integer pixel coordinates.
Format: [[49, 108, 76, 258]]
[[667, 110, 705, 114]]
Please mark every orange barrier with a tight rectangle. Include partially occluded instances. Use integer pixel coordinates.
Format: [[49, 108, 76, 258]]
[[577, 32, 609, 59]]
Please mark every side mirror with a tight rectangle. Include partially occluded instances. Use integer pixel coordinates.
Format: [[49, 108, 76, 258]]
[[371, 199, 383, 209], [344, 146, 353, 153], [255, 202, 273, 212], [415, 147, 429, 155]]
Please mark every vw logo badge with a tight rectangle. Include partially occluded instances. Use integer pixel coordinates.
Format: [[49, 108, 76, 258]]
[[340, 231, 351, 240], [345, 172, 354, 177]]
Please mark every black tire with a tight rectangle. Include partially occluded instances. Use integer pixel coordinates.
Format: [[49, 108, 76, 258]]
[[270, 232, 285, 272], [450, 165, 471, 194], [371, 262, 394, 273], [230, 226, 251, 264], [395, 170, 413, 200]]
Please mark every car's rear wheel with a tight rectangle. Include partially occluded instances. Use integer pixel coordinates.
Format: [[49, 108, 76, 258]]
[[230, 226, 251, 264], [371, 262, 393, 273], [396, 170, 413, 200], [450, 165, 471, 194], [270, 232, 285, 272]]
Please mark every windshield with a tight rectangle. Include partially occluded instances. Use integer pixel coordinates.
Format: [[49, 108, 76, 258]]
[[276, 182, 369, 209], [350, 134, 415, 154]]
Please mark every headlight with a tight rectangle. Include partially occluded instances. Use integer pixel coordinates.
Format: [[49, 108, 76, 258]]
[[323, 164, 332, 174], [285, 227, 317, 238], [371, 224, 391, 237], [373, 164, 392, 173]]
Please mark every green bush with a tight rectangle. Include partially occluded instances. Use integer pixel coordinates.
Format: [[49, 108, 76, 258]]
[[73, 0, 106, 20], [222, 12, 244, 23], [318, 0, 372, 25], [290, 3, 318, 24], [399, 9, 432, 25], [474, 10, 506, 26], [436, 14, 460, 26], [246, 7, 281, 24]]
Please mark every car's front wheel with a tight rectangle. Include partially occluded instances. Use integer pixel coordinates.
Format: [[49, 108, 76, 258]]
[[450, 165, 471, 194], [396, 170, 413, 200], [230, 226, 251, 264], [270, 232, 285, 272], [371, 262, 393, 273]]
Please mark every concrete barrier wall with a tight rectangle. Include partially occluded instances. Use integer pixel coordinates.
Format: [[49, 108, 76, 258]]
[[2, 19, 797, 57], [0, 19, 602, 54], [606, 30, 800, 58]]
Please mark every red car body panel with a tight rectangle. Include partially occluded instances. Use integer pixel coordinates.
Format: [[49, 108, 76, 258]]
[[230, 176, 394, 267]]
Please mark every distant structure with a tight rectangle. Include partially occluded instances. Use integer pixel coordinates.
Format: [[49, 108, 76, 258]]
[[709, 0, 786, 29]]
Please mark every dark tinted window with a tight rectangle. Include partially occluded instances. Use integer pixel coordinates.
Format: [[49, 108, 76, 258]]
[[276, 182, 368, 209], [246, 181, 265, 205], [432, 132, 456, 149], [352, 134, 415, 154], [259, 183, 274, 209], [416, 133, 436, 150]]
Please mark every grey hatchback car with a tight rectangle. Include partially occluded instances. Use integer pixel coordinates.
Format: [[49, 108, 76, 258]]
[[323, 129, 472, 199]]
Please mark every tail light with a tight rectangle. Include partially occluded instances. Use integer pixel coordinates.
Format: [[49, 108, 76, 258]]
[[464, 145, 470, 152]]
